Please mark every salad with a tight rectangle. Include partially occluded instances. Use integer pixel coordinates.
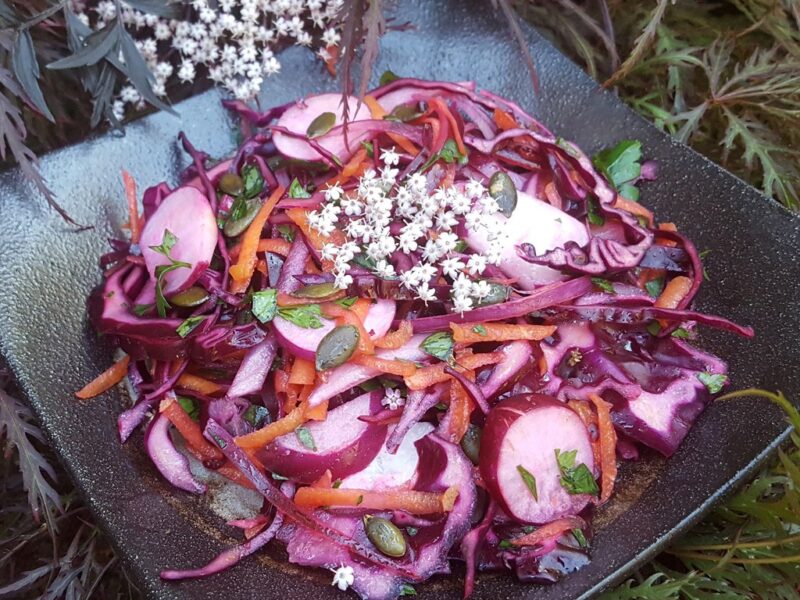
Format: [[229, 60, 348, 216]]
[[78, 77, 752, 599]]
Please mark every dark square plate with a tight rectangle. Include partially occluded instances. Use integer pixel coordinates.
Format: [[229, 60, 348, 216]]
[[1, 1, 798, 598]]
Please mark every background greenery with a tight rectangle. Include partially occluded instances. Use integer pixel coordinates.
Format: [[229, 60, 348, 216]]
[[1, 0, 799, 598]]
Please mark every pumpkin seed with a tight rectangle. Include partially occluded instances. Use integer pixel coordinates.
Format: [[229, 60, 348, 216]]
[[223, 199, 261, 237], [307, 112, 336, 138], [460, 424, 482, 465], [218, 172, 244, 196], [169, 286, 209, 308], [293, 282, 339, 299], [488, 171, 517, 217], [364, 516, 407, 558], [385, 103, 423, 123], [475, 282, 510, 307], [316, 325, 359, 371]]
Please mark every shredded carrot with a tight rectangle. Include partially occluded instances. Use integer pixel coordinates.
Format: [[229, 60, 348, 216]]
[[176, 373, 222, 395], [450, 322, 556, 344], [446, 377, 473, 444], [654, 275, 693, 309], [363, 95, 420, 156], [286, 208, 346, 270], [493, 107, 518, 131], [294, 485, 459, 514], [351, 355, 417, 377], [342, 148, 369, 179], [283, 384, 300, 414], [588, 394, 618, 505], [161, 396, 224, 463], [288, 359, 316, 386], [350, 298, 371, 323], [421, 117, 444, 153], [257, 238, 292, 256], [255, 259, 268, 276], [510, 516, 587, 547], [121, 170, 141, 244], [404, 351, 504, 390], [311, 469, 334, 488], [374, 320, 413, 349], [75, 354, 130, 399], [569, 399, 601, 468], [235, 401, 308, 450], [305, 398, 328, 421], [429, 98, 465, 156], [613, 195, 654, 227], [229, 185, 285, 293], [274, 369, 289, 395], [544, 181, 563, 211], [656, 222, 678, 247]]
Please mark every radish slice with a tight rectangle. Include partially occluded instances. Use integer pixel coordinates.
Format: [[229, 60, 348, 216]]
[[273, 299, 396, 361], [466, 190, 589, 290], [306, 334, 429, 408], [340, 422, 434, 490], [145, 413, 206, 494], [273, 94, 371, 162], [480, 394, 595, 524], [139, 186, 217, 295], [255, 391, 387, 484]]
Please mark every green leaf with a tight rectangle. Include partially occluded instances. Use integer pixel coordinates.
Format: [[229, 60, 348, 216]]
[[472, 325, 487, 336], [379, 69, 400, 85], [176, 396, 199, 421], [271, 472, 289, 481], [698, 371, 728, 394], [295, 425, 317, 451], [671, 327, 692, 339], [420, 331, 454, 362], [176, 316, 205, 338], [277, 224, 295, 242], [47, 20, 119, 70], [399, 584, 417, 596], [406, 526, 418, 537], [149, 229, 178, 257], [517, 465, 539, 500], [645, 276, 665, 298], [12, 31, 53, 122], [124, 0, 182, 18], [277, 304, 324, 329], [133, 303, 154, 316], [243, 404, 269, 428], [593, 140, 643, 189], [252, 289, 278, 324], [572, 528, 588, 548], [332, 479, 342, 489], [241, 164, 264, 199], [591, 278, 616, 294], [618, 182, 640, 201], [361, 141, 374, 157], [288, 178, 312, 199], [498, 539, 515, 550], [586, 198, 605, 226], [646, 321, 662, 336], [335, 297, 358, 308], [420, 139, 468, 172], [555, 448, 599, 495], [153, 262, 190, 318]]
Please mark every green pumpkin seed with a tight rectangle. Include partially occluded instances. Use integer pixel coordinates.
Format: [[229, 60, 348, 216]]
[[218, 172, 244, 196], [460, 424, 482, 465], [475, 282, 510, 307], [169, 286, 210, 308], [488, 171, 517, 217], [307, 112, 336, 138], [224, 199, 261, 237], [316, 325, 359, 371], [364, 516, 407, 558], [293, 282, 339, 299], [385, 103, 423, 123]]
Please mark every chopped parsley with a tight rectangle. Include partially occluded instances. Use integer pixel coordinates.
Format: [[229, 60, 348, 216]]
[[591, 277, 616, 294], [288, 177, 312, 199], [277, 303, 324, 328], [176, 315, 205, 338], [251, 289, 278, 323], [176, 396, 199, 421], [555, 448, 599, 496], [592, 140, 643, 195], [671, 327, 693, 339], [645, 276, 665, 298], [277, 224, 296, 242], [698, 371, 728, 394], [295, 425, 317, 451], [472, 324, 487, 336], [516, 465, 539, 500], [420, 331, 454, 362], [148, 229, 191, 318], [399, 584, 417, 596], [586, 197, 605, 226]]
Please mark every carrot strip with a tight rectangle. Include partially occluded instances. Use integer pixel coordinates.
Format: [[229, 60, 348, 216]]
[[274, 369, 289, 395], [229, 185, 285, 293], [374, 320, 413, 349], [75, 354, 130, 399], [351, 355, 417, 377], [656, 222, 678, 247], [161, 396, 224, 462], [288, 359, 316, 386], [568, 399, 601, 469], [363, 96, 420, 156], [404, 352, 504, 391], [654, 275, 693, 309], [293, 485, 459, 514], [447, 377, 473, 444], [429, 98, 465, 156], [450, 322, 556, 344], [176, 373, 222, 395], [305, 398, 328, 421], [421, 117, 444, 154], [613, 195, 654, 227], [235, 401, 308, 450], [588, 394, 618, 505], [311, 469, 334, 488], [493, 107, 517, 131], [257, 238, 292, 256], [121, 170, 141, 244], [511, 516, 587, 547]]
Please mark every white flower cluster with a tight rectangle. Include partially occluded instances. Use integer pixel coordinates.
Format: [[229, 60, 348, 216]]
[[381, 387, 405, 410], [76, 0, 342, 119], [309, 148, 509, 311]]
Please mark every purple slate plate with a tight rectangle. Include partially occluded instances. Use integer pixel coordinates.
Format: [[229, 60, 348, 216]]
[[0, 1, 798, 598]]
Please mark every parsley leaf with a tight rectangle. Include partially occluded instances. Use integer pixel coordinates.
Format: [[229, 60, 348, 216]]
[[671, 327, 693, 339], [295, 425, 317, 451], [698, 371, 728, 394], [241, 164, 264, 199], [176, 315, 205, 338], [646, 321, 662, 336], [498, 539, 515, 550], [420, 139, 468, 172], [133, 303, 153, 316], [277, 304, 324, 328], [335, 296, 358, 308], [380, 69, 400, 86], [148, 230, 191, 318], [271, 472, 289, 481], [591, 278, 616, 294], [277, 224, 295, 242], [399, 584, 417, 596], [572, 528, 588, 548], [472, 324, 487, 336], [517, 465, 539, 500], [645, 276, 665, 298], [148, 229, 178, 256], [555, 449, 599, 495], [593, 140, 642, 191], [406, 526, 418, 537], [361, 141, 374, 157], [288, 177, 311, 199], [176, 396, 199, 421], [421, 331, 454, 362], [586, 197, 605, 226], [252, 289, 278, 323]]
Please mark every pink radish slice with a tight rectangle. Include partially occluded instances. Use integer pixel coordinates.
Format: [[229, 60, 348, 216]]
[[466, 190, 589, 290], [139, 186, 217, 295], [186, 159, 232, 191], [480, 394, 595, 524], [306, 334, 429, 408], [273, 299, 396, 361], [255, 392, 387, 484], [272, 94, 371, 162], [340, 422, 434, 490]]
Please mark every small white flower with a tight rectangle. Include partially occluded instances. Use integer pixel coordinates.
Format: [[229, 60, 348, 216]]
[[380, 147, 400, 166], [398, 232, 419, 253], [331, 564, 355, 592], [374, 259, 396, 279], [452, 273, 473, 295], [464, 211, 484, 231], [416, 282, 437, 303], [406, 172, 427, 193], [471, 280, 493, 299], [422, 239, 443, 262], [322, 28, 341, 46], [449, 191, 471, 215], [435, 210, 458, 231], [453, 294, 474, 313], [341, 196, 362, 217], [465, 179, 486, 199], [466, 254, 487, 276], [320, 243, 338, 261], [334, 272, 353, 289], [441, 257, 465, 279], [324, 184, 344, 202], [382, 387, 405, 410], [177, 60, 196, 83], [399, 269, 421, 289], [436, 231, 459, 253]]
